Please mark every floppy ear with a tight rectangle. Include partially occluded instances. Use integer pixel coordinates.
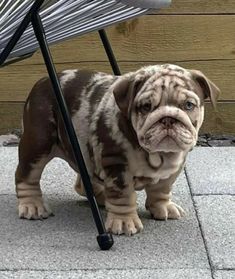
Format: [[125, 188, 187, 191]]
[[113, 76, 147, 119], [190, 70, 220, 110]]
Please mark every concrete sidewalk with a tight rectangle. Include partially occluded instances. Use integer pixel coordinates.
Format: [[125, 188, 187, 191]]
[[0, 147, 234, 279]]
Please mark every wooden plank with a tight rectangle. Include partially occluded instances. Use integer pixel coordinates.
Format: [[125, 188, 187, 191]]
[[0, 102, 23, 134], [0, 102, 234, 135], [1, 60, 235, 102], [201, 102, 235, 135], [13, 15, 235, 65], [157, 0, 235, 15]]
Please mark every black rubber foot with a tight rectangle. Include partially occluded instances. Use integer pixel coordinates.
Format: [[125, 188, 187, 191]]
[[97, 233, 114, 250]]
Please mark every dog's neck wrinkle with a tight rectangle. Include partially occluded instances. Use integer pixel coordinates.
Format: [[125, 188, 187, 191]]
[[148, 151, 186, 170], [147, 152, 163, 170], [159, 150, 186, 161]]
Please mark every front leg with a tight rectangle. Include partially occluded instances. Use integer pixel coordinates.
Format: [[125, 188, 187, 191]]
[[145, 170, 185, 220], [104, 166, 143, 236]]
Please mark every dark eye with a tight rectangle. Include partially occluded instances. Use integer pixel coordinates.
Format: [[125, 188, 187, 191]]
[[138, 103, 152, 114], [184, 101, 195, 111]]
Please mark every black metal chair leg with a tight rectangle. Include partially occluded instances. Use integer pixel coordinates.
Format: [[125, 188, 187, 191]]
[[0, 0, 113, 251], [98, 29, 121, 76], [31, 12, 113, 250]]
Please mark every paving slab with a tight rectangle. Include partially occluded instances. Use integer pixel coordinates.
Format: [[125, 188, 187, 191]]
[[0, 147, 210, 273], [185, 147, 235, 195], [214, 270, 235, 279], [194, 195, 235, 270], [0, 269, 213, 279]]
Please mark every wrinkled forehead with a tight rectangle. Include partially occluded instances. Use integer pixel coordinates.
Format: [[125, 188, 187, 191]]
[[135, 66, 202, 106]]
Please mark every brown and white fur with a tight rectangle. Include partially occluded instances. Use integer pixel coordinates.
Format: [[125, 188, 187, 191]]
[[15, 64, 220, 235]]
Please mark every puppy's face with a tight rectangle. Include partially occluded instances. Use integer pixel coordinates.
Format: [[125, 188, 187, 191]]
[[114, 65, 220, 153]]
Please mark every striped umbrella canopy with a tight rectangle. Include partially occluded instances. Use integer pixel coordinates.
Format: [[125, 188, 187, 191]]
[[0, 0, 171, 59]]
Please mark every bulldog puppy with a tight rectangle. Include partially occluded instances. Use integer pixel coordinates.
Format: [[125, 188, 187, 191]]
[[15, 64, 220, 235]]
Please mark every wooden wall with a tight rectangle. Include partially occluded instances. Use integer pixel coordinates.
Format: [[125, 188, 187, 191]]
[[0, 0, 235, 134]]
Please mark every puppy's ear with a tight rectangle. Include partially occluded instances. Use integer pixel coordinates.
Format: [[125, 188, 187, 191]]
[[190, 70, 220, 110], [113, 76, 146, 119]]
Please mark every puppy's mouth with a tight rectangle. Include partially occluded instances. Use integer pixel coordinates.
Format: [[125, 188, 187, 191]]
[[140, 117, 194, 152]]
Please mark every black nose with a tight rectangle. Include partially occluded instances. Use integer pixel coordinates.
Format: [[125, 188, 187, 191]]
[[160, 117, 176, 128]]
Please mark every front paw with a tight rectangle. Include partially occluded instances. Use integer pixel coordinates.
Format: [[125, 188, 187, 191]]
[[18, 197, 53, 220], [105, 212, 143, 236], [149, 201, 185, 220]]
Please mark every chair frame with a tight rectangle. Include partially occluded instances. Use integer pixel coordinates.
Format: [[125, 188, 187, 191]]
[[0, 0, 123, 250]]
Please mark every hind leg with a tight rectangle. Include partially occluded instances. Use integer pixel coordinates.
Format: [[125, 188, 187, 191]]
[[74, 174, 105, 206], [15, 96, 57, 219], [16, 152, 53, 220], [16, 133, 56, 219]]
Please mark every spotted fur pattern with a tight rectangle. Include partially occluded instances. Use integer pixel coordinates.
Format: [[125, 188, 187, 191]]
[[15, 65, 220, 235]]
